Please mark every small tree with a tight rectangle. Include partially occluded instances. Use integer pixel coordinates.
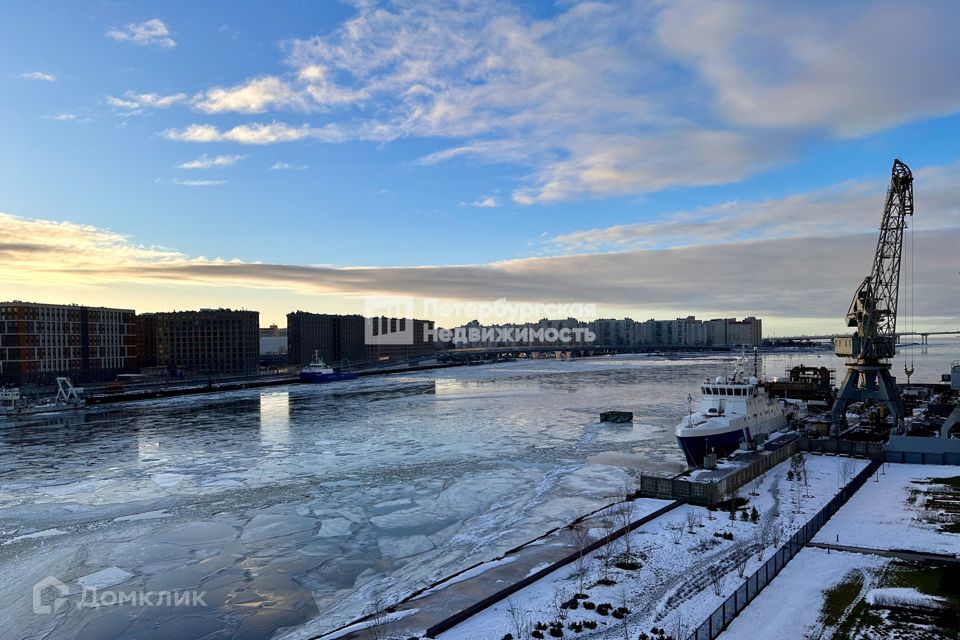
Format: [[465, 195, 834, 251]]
[[571, 524, 589, 595], [754, 518, 772, 560], [750, 507, 760, 523], [750, 471, 765, 497], [734, 543, 750, 578], [740, 509, 749, 522], [615, 499, 637, 558]]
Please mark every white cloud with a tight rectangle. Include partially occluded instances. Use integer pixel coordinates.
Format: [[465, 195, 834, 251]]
[[106, 96, 141, 111], [656, 0, 960, 137], [462, 196, 499, 208], [106, 18, 176, 49], [270, 161, 307, 170], [20, 71, 56, 82], [177, 154, 249, 169], [143, 1, 960, 204], [171, 179, 227, 187], [192, 77, 308, 114], [45, 113, 81, 122], [548, 161, 960, 252], [107, 91, 186, 115], [162, 122, 345, 145]]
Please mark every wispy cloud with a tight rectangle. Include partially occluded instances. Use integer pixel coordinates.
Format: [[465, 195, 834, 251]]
[[171, 179, 227, 187], [547, 161, 960, 252], [462, 196, 499, 208], [177, 154, 249, 169], [269, 161, 307, 170], [106, 18, 176, 49], [44, 113, 83, 122], [20, 71, 56, 82], [107, 91, 187, 115], [162, 122, 345, 145], [140, 1, 960, 206]]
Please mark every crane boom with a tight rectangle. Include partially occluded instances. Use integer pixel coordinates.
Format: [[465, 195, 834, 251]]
[[830, 159, 913, 431]]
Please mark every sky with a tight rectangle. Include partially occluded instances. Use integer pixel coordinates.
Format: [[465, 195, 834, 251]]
[[1, 0, 958, 333]]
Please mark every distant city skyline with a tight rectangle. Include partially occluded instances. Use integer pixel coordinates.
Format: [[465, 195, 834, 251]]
[[2, 1, 959, 333]]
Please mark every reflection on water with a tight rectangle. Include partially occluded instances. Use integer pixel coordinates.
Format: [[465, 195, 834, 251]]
[[259, 391, 290, 448]]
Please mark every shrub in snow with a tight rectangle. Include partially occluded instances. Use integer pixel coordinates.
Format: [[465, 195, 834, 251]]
[[583, 601, 596, 610]]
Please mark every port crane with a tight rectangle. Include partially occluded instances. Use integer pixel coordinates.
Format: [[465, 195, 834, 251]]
[[830, 159, 913, 433]]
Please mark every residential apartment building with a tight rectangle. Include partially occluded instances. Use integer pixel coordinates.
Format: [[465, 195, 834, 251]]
[[0, 301, 137, 385], [287, 312, 367, 367], [140, 309, 260, 376], [364, 316, 437, 361]]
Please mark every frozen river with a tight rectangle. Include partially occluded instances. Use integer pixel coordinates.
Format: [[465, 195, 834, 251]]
[[0, 344, 956, 639]]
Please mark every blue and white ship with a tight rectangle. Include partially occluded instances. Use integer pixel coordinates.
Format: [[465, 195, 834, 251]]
[[675, 357, 788, 467], [299, 352, 358, 384]]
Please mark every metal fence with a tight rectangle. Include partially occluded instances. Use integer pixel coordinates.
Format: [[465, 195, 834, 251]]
[[799, 437, 884, 459], [685, 458, 882, 640], [638, 441, 800, 505]]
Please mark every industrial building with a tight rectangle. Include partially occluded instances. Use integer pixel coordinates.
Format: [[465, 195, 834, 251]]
[[0, 301, 137, 385], [139, 309, 260, 376]]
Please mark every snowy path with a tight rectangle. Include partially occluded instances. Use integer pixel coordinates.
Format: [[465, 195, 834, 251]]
[[813, 463, 960, 556], [718, 548, 887, 640]]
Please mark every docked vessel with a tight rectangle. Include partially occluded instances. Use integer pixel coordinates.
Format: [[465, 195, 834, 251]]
[[299, 352, 358, 384], [675, 357, 790, 467], [0, 378, 85, 419]]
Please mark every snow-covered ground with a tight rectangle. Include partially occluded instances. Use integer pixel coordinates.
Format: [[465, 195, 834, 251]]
[[439, 454, 868, 640], [814, 463, 960, 555], [719, 548, 887, 640]]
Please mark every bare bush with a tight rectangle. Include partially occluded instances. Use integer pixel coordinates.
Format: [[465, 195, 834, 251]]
[[368, 592, 389, 640], [753, 518, 772, 561], [668, 521, 684, 544], [506, 599, 532, 639], [552, 585, 569, 622], [685, 510, 698, 533], [708, 564, 725, 595], [770, 521, 784, 548]]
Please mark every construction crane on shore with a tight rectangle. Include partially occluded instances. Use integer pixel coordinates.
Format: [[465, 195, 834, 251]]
[[830, 159, 914, 433]]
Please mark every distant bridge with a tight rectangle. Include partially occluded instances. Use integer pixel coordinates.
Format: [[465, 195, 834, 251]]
[[770, 330, 960, 345]]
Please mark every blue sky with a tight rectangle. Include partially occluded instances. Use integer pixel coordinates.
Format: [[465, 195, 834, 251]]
[[1, 1, 958, 330]]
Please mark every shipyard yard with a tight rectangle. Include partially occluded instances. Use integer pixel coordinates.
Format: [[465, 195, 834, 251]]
[[0, 346, 957, 640]]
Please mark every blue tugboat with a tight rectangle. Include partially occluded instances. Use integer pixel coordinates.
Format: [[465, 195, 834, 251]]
[[299, 352, 358, 383]]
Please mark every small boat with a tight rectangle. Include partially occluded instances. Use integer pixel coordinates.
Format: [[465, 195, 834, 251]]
[[1, 378, 85, 419], [299, 352, 358, 384]]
